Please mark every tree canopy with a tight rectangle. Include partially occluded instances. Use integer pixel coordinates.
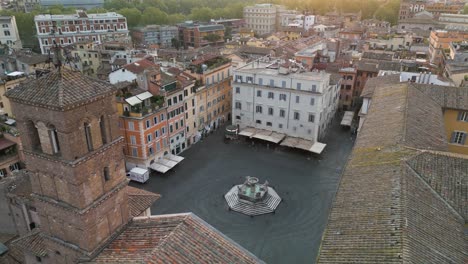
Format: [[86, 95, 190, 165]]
[[1, 0, 402, 53]]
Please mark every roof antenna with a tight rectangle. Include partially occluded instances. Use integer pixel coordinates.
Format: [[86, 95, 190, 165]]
[[52, 44, 63, 71]]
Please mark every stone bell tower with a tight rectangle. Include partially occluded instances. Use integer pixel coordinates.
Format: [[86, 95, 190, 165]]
[[6, 69, 131, 261]]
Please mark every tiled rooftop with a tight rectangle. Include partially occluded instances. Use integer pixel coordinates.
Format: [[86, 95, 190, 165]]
[[10, 231, 47, 257], [318, 82, 468, 263], [5, 68, 117, 110], [91, 213, 264, 263], [127, 186, 161, 218]]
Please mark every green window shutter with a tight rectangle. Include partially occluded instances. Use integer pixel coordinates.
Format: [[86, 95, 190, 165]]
[[462, 133, 467, 145]]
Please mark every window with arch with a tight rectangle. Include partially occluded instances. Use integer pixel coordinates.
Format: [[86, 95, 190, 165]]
[[27, 121, 41, 152], [100, 115, 107, 145], [103, 167, 110, 181], [84, 122, 93, 151]]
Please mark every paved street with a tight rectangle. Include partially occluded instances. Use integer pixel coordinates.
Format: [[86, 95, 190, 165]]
[[132, 120, 355, 264]]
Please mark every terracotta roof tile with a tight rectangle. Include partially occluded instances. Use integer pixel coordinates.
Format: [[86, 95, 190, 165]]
[[5, 68, 117, 110], [91, 213, 264, 263], [127, 186, 161, 218], [10, 231, 47, 257], [122, 59, 158, 74], [360, 74, 400, 98], [318, 82, 468, 263]]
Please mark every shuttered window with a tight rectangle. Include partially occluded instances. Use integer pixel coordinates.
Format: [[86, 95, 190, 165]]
[[450, 131, 467, 145], [457, 111, 468, 122]]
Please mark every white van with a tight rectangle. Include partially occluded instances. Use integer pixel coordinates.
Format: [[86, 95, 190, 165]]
[[126, 167, 149, 183]]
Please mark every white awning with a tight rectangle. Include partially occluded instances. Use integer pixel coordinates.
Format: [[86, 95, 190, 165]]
[[136, 91, 153, 101], [125, 96, 142, 106], [238, 127, 256, 137], [7, 71, 25, 77], [310, 142, 326, 154], [159, 158, 178, 168], [149, 162, 171, 173], [5, 119, 16, 125], [165, 154, 184, 163], [341, 111, 354, 126], [280, 136, 317, 152]]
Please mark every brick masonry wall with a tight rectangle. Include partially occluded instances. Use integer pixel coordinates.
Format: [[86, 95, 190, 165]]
[[10, 93, 131, 255]]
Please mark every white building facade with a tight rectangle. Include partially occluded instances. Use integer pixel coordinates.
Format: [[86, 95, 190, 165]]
[[0, 16, 22, 49], [243, 4, 285, 35], [232, 59, 339, 143], [281, 14, 315, 30], [34, 11, 128, 54]]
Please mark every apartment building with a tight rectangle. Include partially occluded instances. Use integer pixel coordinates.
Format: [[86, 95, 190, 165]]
[[68, 40, 101, 76], [243, 4, 286, 35], [132, 25, 178, 47], [429, 30, 468, 68], [109, 58, 160, 95], [187, 55, 232, 134], [161, 72, 187, 155], [398, 0, 426, 21], [117, 89, 170, 170], [166, 67, 198, 146], [232, 59, 339, 153], [0, 73, 27, 117], [13, 0, 39, 12], [444, 41, 468, 86], [35, 10, 128, 54], [338, 67, 357, 110], [280, 14, 315, 31], [180, 23, 225, 48], [0, 16, 21, 49]]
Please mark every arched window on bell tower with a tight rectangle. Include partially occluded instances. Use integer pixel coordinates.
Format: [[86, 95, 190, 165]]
[[100, 115, 107, 145], [84, 122, 93, 151], [48, 125, 60, 154], [27, 121, 41, 152]]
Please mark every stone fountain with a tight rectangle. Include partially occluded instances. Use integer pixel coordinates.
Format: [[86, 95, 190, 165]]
[[225, 176, 281, 216]]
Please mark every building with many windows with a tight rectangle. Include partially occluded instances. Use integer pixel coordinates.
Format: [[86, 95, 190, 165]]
[[132, 25, 178, 48], [232, 58, 339, 153], [243, 4, 286, 35], [428, 30, 468, 69], [179, 22, 225, 48], [161, 71, 187, 155], [116, 89, 170, 170], [0, 16, 21, 49], [13, 0, 40, 13], [34, 10, 128, 54], [187, 55, 232, 135]]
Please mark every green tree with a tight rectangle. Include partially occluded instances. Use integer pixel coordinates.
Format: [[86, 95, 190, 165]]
[[190, 7, 214, 22], [167, 13, 186, 24], [139, 0, 168, 12], [203, 33, 221, 42], [103, 0, 131, 10], [141, 7, 168, 25], [118, 7, 142, 28], [375, 0, 400, 25], [463, 4, 468, 14], [171, 37, 181, 50], [87, 7, 108, 14], [224, 26, 232, 41]]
